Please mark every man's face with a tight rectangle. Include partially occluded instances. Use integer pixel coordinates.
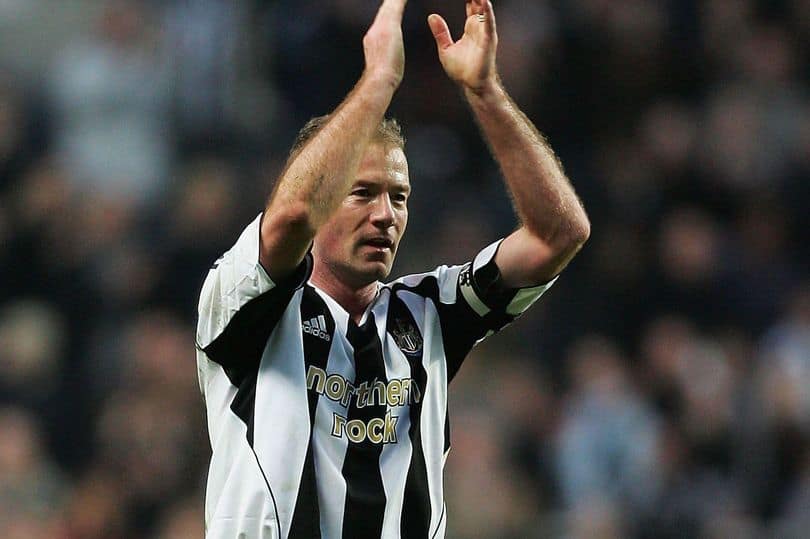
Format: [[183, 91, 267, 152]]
[[313, 143, 410, 288]]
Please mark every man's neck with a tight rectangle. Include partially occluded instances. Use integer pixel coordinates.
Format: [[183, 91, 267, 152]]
[[310, 262, 379, 324]]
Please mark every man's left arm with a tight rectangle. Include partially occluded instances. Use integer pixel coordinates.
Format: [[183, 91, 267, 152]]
[[429, 0, 590, 287]]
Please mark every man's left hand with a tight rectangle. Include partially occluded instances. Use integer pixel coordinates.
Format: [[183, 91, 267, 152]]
[[428, 0, 498, 94]]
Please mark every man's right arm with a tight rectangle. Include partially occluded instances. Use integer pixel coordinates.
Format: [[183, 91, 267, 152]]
[[260, 0, 407, 281]]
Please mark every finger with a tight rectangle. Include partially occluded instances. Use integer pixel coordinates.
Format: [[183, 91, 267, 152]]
[[483, 0, 496, 35], [428, 14, 454, 50], [466, 1, 474, 18]]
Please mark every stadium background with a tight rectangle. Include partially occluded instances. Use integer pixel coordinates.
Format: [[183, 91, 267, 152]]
[[0, 0, 808, 537]]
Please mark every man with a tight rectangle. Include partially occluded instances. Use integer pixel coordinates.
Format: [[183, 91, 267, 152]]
[[195, 0, 590, 537]]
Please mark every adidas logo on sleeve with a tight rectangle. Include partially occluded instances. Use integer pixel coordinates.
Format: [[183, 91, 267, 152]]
[[302, 315, 331, 341]]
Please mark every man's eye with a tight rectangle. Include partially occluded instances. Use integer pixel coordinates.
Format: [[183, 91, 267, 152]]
[[393, 193, 407, 203], [353, 188, 371, 197]]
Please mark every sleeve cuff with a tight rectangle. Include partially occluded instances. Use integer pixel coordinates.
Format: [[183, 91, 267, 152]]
[[460, 238, 558, 317]]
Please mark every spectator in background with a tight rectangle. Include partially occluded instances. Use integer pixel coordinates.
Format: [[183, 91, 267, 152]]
[[48, 0, 171, 207], [757, 284, 810, 423], [555, 336, 662, 535], [736, 284, 810, 521], [0, 407, 67, 538], [161, 0, 250, 151]]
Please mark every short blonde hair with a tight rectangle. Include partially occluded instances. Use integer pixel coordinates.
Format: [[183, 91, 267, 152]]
[[289, 115, 406, 158]]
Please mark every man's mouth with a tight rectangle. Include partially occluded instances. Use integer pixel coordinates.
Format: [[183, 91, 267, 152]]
[[362, 237, 394, 250]]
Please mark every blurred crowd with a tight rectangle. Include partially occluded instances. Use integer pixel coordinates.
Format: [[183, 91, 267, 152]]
[[0, 0, 807, 538]]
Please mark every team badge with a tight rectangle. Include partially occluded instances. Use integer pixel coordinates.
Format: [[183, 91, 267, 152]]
[[390, 317, 423, 354]]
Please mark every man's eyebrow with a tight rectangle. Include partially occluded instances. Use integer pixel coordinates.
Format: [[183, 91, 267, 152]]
[[353, 179, 410, 193], [352, 180, 376, 188]]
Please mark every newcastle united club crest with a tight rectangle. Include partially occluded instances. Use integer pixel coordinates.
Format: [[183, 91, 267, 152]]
[[390, 317, 423, 355]]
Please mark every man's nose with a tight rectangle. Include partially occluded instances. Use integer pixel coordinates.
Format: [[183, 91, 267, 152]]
[[370, 194, 395, 228]]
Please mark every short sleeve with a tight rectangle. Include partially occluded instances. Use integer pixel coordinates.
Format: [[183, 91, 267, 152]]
[[436, 239, 558, 380], [459, 238, 557, 320], [196, 213, 311, 369]]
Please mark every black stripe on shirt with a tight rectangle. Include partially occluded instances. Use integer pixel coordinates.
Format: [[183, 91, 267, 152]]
[[289, 286, 334, 538], [203, 254, 312, 445], [444, 407, 451, 456], [389, 275, 485, 383], [342, 312, 387, 538], [388, 290, 431, 539], [444, 262, 518, 382]]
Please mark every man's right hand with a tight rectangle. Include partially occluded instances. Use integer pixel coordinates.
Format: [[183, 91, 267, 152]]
[[362, 0, 407, 89]]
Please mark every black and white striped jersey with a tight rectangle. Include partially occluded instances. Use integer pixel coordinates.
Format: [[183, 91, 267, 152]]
[[196, 214, 556, 539]]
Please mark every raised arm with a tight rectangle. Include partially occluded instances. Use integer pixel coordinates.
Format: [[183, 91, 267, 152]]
[[260, 0, 407, 281], [428, 0, 589, 287]]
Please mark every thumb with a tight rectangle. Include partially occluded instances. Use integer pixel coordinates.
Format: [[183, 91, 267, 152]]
[[427, 14, 453, 50]]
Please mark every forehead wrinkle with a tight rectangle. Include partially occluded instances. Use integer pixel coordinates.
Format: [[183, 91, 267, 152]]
[[356, 148, 410, 191]]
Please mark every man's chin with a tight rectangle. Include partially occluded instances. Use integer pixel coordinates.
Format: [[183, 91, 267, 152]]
[[357, 257, 393, 283], [319, 253, 394, 288], [367, 261, 392, 281], [337, 250, 395, 286]]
